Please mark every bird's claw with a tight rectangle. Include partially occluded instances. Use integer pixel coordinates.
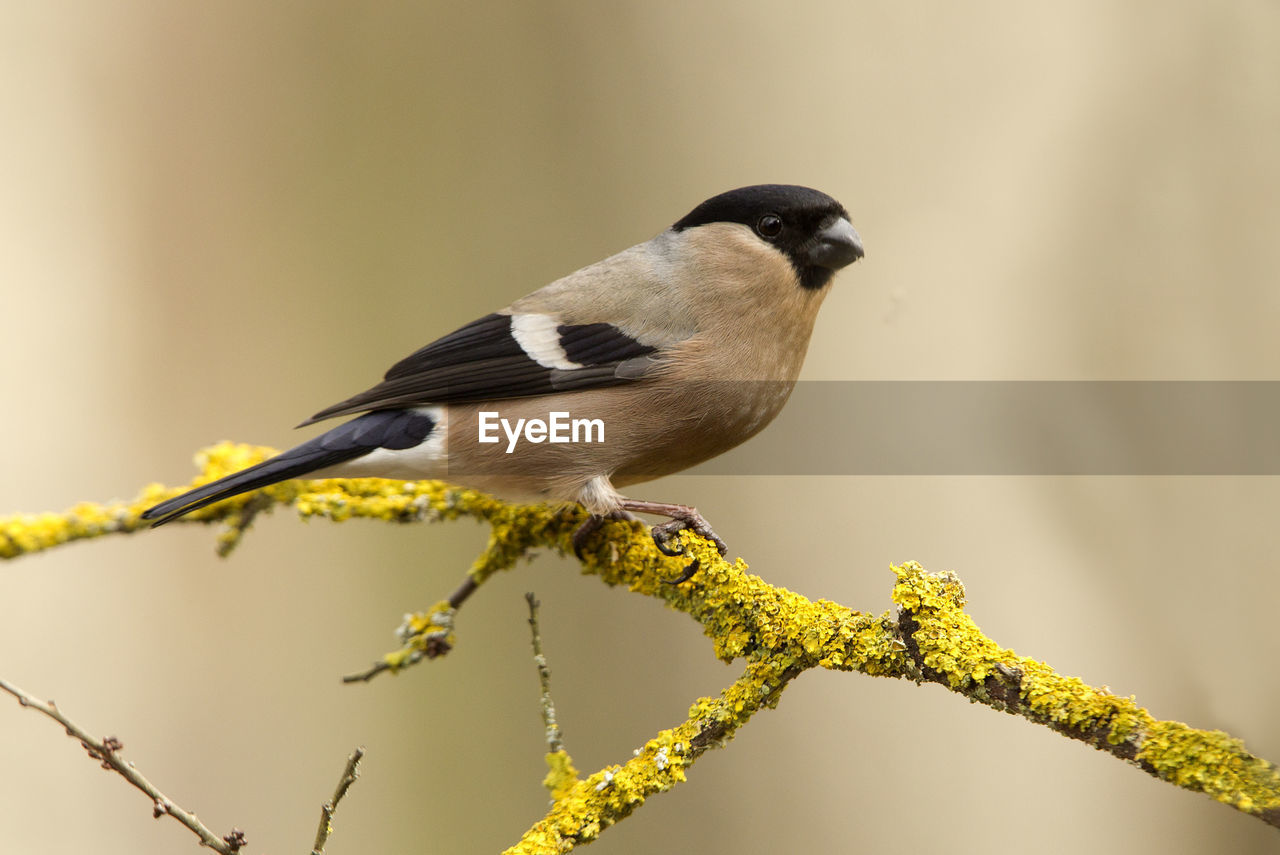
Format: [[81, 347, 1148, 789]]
[[572, 509, 638, 560], [572, 515, 606, 560], [575, 502, 727, 571], [649, 514, 728, 558], [653, 529, 685, 557], [662, 558, 700, 585]]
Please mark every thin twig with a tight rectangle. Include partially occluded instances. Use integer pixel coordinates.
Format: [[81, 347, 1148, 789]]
[[311, 747, 365, 855], [341, 660, 392, 683], [0, 676, 245, 854], [525, 592, 563, 754], [449, 575, 480, 609], [343, 573, 480, 684]]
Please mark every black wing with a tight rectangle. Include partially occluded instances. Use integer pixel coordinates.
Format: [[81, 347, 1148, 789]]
[[301, 313, 663, 425]]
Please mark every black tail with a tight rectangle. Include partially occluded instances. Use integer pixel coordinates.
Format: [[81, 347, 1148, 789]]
[[141, 442, 369, 526], [141, 408, 438, 526]]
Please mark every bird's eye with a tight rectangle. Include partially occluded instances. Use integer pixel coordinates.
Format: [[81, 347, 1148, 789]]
[[755, 214, 783, 238]]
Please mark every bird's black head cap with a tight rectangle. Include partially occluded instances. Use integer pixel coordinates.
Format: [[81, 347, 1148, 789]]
[[672, 184, 862, 290]]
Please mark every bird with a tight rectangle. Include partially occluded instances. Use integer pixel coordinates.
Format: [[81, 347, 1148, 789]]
[[142, 184, 864, 562]]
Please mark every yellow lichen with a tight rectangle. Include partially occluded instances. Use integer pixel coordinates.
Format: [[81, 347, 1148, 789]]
[[4, 443, 1278, 843], [1139, 721, 1280, 814], [542, 751, 581, 801]]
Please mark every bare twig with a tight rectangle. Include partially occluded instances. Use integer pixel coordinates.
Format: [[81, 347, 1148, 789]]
[[341, 661, 393, 684], [0, 677, 245, 853], [312, 747, 365, 855], [525, 593, 563, 754], [449, 575, 480, 609]]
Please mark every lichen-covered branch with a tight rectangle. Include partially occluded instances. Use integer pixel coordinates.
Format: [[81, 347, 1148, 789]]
[[524, 593, 580, 801], [3, 441, 1278, 848], [508, 658, 804, 852]]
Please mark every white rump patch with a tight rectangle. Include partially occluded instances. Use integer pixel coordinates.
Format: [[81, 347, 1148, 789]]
[[320, 406, 447, 481], [510, 313, 582, 370]]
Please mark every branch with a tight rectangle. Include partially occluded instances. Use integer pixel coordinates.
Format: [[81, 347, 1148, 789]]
[[3, 440, 1279, 849], [312, 747, 365, 855], [524, 593, 580, 801], [0, 677, 247, 853], [525, 593, 565, 755], [508, 659, 803, 852]]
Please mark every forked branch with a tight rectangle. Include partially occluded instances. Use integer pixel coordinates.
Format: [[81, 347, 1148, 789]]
[[2, 441, 1277, 852]]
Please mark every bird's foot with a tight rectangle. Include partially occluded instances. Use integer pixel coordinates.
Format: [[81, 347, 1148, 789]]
[[616, 499, 729, 558], [571, 509, 637, 559]]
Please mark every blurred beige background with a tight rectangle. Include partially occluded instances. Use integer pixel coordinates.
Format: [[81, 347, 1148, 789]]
[[3, 2, 1279, 852]]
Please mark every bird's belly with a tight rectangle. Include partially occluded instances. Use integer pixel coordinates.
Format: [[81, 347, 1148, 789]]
[[610, 378, 797, 485], [442, 378, 796, 501]]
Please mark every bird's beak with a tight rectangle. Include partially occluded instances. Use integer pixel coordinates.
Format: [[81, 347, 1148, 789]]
[[807, 216, 864, 269]]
